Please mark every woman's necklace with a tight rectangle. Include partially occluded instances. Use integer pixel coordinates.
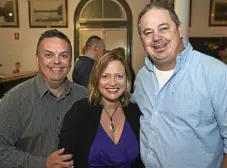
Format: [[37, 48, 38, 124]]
[[102, 102, 120, 132]]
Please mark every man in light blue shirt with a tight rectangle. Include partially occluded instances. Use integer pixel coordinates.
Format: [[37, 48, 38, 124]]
[[133, 2, 227, 168]]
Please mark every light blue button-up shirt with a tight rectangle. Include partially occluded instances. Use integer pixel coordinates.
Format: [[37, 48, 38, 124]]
[[133, 41, 227, 168]]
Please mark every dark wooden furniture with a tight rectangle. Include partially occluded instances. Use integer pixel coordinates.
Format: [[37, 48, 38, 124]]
[[189, 37, 227, 60], [0, 71, 37, 98]]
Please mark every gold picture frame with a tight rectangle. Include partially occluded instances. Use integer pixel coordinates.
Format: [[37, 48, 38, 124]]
[[209, 0, 227, 26], [28, 0, 68, 28], [0, 0, 19, 27]]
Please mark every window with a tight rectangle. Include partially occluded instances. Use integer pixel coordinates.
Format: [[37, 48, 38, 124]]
[[80, 0, 126, 20]]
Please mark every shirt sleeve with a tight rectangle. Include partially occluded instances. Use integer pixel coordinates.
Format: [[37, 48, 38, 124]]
[[80, 66, 93, 88], [58, 102, 79, 152], [211, 64, 227, 154], [0, 92, 46, 168], [72, 62, 92, 88], [58, 102, 82, 163], [131, 72, 142, 104]]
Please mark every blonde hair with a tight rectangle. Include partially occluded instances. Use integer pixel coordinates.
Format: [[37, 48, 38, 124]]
[[112, 47, 126, 60], [88, 50, 131, 106]]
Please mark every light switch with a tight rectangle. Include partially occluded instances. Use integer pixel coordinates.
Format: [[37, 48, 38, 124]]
[[14, 33, 19, 40]]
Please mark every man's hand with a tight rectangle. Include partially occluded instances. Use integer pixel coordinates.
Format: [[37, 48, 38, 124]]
[[46, 148, 73, 168]]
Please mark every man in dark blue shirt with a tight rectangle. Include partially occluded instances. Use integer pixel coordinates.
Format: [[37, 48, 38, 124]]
[[72, 36, 105, 87]]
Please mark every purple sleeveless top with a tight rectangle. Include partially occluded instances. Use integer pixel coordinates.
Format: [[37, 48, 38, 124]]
[[88, 121, 139, 168]]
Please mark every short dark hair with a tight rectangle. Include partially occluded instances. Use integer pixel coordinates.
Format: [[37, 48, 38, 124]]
[[137, 1, 181, 34], [85, 35, 103, 51], [36, 29, 72, 55], [88, 50, 132, 107]]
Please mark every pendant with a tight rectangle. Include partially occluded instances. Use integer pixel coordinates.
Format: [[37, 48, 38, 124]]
[[110, 120, 116, 132]]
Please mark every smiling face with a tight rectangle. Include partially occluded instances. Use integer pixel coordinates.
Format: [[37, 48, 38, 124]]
[[36, 37, 71, 87], [99, 60, 127, 104], [139, 8, 184, 70]]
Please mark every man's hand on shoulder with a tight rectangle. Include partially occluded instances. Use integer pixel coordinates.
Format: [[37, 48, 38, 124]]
[[46, 148, 73, 168]]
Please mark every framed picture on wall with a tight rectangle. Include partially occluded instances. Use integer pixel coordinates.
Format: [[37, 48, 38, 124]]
[[150, 0, 174, 7], [0, 0, 19, 27], [28, 0, 68, 28], [209, 0, 227, 26]]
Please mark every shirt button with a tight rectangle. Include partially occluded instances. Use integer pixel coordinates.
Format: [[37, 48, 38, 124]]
[[155, 111, 158, 115], [57, 116, 59, 120]]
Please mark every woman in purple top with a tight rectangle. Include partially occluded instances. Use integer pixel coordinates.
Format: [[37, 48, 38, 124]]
[[59, 51, 144, 168]]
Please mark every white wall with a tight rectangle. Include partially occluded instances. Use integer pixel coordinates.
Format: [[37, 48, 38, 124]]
[[189, 0, 227, 37], [126, 0, 149, 73], [1, 0, 226, 77], [0, 0, 149, 79]]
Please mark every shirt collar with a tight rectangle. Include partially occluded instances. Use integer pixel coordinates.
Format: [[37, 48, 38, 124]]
[[145, 40, 193, 72], [63, 80, 72, 97], [35, 73, 72, 99], [35, 73, 49, 98]]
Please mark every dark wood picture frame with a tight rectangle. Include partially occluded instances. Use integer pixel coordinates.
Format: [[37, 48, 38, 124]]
[[28, 0, 68, 28], [0, 0, 19, 27], [150, 0, 174, 6], [209, 0, 227, 26]]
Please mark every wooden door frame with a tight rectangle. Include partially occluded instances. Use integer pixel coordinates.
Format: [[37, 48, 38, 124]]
[[79, 27, 127, 57], [73, 0, 132, 65]]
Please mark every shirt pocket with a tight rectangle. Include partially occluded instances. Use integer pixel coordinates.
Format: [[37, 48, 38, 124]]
[[164, 93, 201, 127]]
